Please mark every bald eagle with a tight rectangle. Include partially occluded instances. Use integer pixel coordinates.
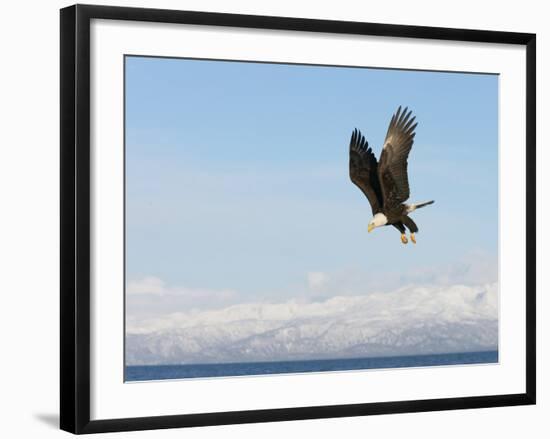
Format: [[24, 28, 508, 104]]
[[349, 106, 434, 244]]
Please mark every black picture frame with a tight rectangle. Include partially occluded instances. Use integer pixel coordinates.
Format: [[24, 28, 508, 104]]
[[60, 4, 536, 434]]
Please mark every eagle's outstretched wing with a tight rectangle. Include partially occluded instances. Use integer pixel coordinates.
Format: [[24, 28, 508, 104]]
[[349, 128, 383, 215], [378, 106, 417, 210]]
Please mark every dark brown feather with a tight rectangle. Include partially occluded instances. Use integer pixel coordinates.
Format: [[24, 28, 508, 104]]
[[378, 106, 417, 210], [349, 128, 383, 214]]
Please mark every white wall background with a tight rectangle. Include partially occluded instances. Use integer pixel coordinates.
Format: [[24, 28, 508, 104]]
[[0, 0, 545, 437]]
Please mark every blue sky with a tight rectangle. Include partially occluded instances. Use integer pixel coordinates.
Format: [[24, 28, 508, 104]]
[[125, 56, 498, 310]]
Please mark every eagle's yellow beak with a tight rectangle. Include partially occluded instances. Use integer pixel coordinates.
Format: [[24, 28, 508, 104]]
[[368, 224, 375, 233]]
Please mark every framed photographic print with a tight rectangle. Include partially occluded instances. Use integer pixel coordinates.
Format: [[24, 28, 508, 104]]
[[60, 4, 536, 434]]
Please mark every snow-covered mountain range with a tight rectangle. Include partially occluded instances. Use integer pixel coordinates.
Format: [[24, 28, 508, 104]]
[[126, 283, 498, 365]]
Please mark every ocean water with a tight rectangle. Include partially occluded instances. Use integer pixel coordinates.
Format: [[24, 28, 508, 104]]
[[125, 350, 498, 382]]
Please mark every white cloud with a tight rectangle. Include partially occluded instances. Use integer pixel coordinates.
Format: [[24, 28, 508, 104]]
[[307, 271, 329, 290], [127, 276, 236, 300], [306, 250, 498, 297], [126, 277, 239, 320], [127, 276, 166, 295]]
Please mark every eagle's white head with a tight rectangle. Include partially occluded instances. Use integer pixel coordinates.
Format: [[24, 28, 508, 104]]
[[368, 213, 388, 233]]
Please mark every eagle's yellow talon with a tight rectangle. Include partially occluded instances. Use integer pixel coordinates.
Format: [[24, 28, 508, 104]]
[[410, 233, 416, 244], [401, 233, 408, 244]]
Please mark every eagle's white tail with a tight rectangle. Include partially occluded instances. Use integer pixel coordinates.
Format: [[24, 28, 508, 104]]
[[406, 200, 435, 213]]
